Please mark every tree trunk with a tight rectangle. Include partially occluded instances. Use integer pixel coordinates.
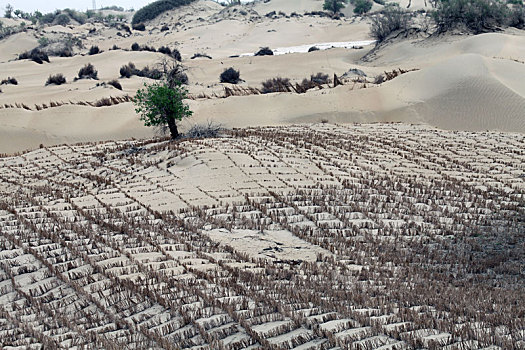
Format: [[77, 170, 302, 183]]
[[166, 117, 179, 139]]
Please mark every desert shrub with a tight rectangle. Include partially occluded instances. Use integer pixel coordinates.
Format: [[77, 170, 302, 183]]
[[88, 45, 100, 55], [139, 66, 163, 79], [262, 77, 292, 93], [58, 47, 73, 57], [1, 77, 18, 85], [119, 62, 163, 80], [111, 44, 120, 50], [170, 48, 181, 61], [255, 47, 274, 56], [120, 62, 136, 78], [508, 4, 525, 28], [323, 0, 348, 14], [220, 67, 241, 84], [310, 72, 331, 85], [131, 42, 140, 51], [46, 74, 66, 86], [19, 48, 49, 64], [132, 0, 195, 25], [164, 62, 189, 85], [354, 0, 373, 14], [107, 79, 122, 90], [39, 11, 58, 24], [77, 63, 98, 80], [185, 122, 223, 139], [132, 23, 146, 31], [56, 13, 71, 26], [191, 53, 212, 59], [63, 8, 87, 24], [38, 36, 50, 47], [432, 0, 509, 33], [158, 46, 172, 55], [308, 46, 320, 52], [370, 7, 410, 42], [161, 25, 170, 31], [142, 45, 157, 52]]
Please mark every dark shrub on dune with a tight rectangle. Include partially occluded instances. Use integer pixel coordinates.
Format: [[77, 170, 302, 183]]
[[308, 46, 320, 52], [132, 0, 195, 25], [77, 63, 98, 80], [131, 42, 140, 51], [88, 45, 100, 55], [261, 77, 292, 93], [132, 23, 146, 31], [254, 47, 274, 56], [220, 68, 241, 84], [107, 79, 122, 90], [120, 62, 137, 78], [161, 25, 170, 31], [1, 77, 18, 85], [46, 74, 66, 86], [158, 46, 172, 55], [370, 7, 410, 42], [19, 48, 50, 64]]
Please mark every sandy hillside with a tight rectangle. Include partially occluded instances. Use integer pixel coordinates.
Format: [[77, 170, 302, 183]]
[[0, 124, 523, 349], [0, 0, 524, 154]]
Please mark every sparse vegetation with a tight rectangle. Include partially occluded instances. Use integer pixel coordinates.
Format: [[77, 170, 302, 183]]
[[88, 45, 101, 55], [191, 53, 212, 59], [0, 77, 18, 85], [220, 67, 241, 84], [254, 47, 274, 56], [370, 6, 410, 42], [120, 62, 164, 80], [132, 23, 146, 31], [261, 77, 292, 93], [19, 48, 50, 64], [185, 121, 223, 138], [131, 42, 140, 51], [133, 81, 193, 139], [433, 0, 511, 33], [353, 0, 373, 14], [0, 124, 521, 349], [323, 0, 348, 14], [77, 63, 98, 80], [107, 79, 123, 90], [132, 0, 196, 25], [308, 46, 320, 52], [45, 74, 66, 86]]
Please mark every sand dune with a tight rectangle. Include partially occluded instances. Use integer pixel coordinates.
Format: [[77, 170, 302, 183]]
[[0, 0, 524, 154]]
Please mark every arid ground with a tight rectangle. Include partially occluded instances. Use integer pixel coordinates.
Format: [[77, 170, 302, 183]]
[[0, 0, 524, 349]]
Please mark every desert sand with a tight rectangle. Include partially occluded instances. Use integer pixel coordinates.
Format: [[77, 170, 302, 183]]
[[0, 0, 524, 153], [0, 0, 524, 348]]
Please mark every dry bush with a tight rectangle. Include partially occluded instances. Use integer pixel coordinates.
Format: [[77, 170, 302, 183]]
[[220, 67, 241, 84], [261, 77, 292, 93], [45, 74, 66, 86], [77, 63, 98, 80], [18, 48, 50, 64], [107, 79, 122, 90]]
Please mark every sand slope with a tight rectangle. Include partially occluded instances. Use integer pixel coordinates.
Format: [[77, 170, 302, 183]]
[[0, 0, 524, 153]]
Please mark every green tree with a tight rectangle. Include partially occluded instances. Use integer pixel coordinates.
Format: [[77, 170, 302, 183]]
[[4, 4, 14, 18], [133, 81, 192, 139], [353, 0, 373, 14], [323, 0, 348, 14]]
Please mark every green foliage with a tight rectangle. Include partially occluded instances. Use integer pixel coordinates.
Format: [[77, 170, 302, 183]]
[[133, 81, 192, 139], [38, 36, 50, 47], [353, 0, 373, 14], [323, 0, 348, 14], [4, 4, 13, 18], [56, 13, 71, 26], [432, 0, 510, 33], [370, 6, 410, 41], [132, 0, 195, 25]]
